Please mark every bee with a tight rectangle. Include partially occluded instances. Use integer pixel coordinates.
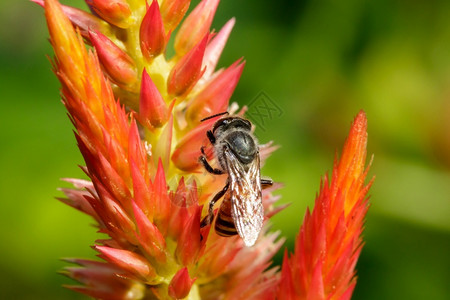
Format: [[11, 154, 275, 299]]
[[199, 112, 273, 246]]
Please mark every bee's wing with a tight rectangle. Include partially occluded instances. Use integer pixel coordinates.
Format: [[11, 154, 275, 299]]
[[224, 147, 263, 247]]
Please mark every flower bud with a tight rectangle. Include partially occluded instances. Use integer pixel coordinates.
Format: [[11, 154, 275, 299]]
[[167, 34, 208, 96], [89, 30, 138, 89], [168, 268, 196, 299], [86, 0, 131, 28], [174, 0, 219, 55], [140, 69, 169, 128], [140, 1, 167, 61]]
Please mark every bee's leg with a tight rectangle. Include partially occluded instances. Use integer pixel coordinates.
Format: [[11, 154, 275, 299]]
[[199, 155, 224, 175], [261, 177, 273, 189], [206, 130, 216, 145], [200, 183, 229, 228]]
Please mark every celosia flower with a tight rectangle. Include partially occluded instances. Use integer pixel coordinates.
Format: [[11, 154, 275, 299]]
[[36, 0, 373, 299], [277, 111, 373, 300]]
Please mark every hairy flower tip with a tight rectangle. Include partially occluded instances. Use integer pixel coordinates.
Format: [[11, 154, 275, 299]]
[[139, 69, 169, 128], [86, 0, 131, 28], [168, 267, 196, 299], [167, 33, 209, 96], [140, 0, 167, 62], [278, 110, 373, 300], [89, 30, 138, 90]]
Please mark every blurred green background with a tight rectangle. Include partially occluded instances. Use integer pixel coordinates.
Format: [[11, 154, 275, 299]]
[[1, 0, 449, 299]]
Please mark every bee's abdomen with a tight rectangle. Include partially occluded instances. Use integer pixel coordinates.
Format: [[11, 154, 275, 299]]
[[215, 197, 237, 237]]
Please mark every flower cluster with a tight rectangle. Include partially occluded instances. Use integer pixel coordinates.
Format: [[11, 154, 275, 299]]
[[37, 0, 373, 299]]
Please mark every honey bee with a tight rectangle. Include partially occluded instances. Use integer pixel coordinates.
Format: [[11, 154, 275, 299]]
[[199, 112, 273, 247]]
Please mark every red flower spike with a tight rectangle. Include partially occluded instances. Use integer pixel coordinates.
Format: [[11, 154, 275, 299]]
[[132, 202, 167, 263], [152, 114, 173, 170], [89, 30, 138, 90], [168, 267, 196, 299], [86, 0, 131, 28], [278, 111, 373, 299], [139, 69, 169, 128], [175, 205, 202, 266], [167, 34, 209, 96], [174, 0, 219, 55], [201, 18, 236, 82], [140, 0, 166, 61], [171, 117, 217, 171], [167, 178, 193, 240], [160, 0, 191, 33], [32, 0, 105, 38], [151, 159, 171, 232], [95, 246, 157, 282], [186, 59, 245, 123], [130, 159, 152, 217]]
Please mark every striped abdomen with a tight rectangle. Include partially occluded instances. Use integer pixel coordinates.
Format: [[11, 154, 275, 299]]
[[215, 196, 238, 237]]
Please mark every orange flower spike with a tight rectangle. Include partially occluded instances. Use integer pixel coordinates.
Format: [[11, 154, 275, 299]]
[[89, 30, 138, 89], [160, 0, 191, 33], [278, 110, 373, 300], [139, 69, 169, 128], [140, 0, 167, 62], [186, 59, 245, 123], [45, 0, 85, 93], [174, 0, 219, 55], [86, 0, 132, 29], [167, 34, 209, 96], [168, 267, 196, 300]]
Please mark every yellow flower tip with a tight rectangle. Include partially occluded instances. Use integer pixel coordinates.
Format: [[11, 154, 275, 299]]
[[337, 109, 368, 182], [32, 0, 105, 38], [44, 0, 84, 74]]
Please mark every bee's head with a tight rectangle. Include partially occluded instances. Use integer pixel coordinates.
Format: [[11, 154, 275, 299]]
[[212, 116, 252, 135]]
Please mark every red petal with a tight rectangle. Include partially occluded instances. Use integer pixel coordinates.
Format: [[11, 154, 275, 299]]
[[168, 34, 209, 96], [168, 267, 196, 299], [89, 30, 138, 89], [139, 69, 169, 128], [95, 246, 156, 281], [86, 0, 131, 28], [140, 1, 166, 61]]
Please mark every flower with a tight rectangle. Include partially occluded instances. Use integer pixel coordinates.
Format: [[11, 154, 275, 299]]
[[37, 0, 373, 298], [277, 111, 373, 300]]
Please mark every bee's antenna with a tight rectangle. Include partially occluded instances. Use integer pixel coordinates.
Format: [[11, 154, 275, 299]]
[[200, 111, 229, 122]]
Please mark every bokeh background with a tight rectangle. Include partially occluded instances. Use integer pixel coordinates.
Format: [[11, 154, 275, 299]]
[[1, 0, 450, 299]]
